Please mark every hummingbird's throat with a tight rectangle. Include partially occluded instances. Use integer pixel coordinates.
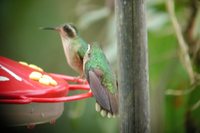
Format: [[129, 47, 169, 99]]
[[61, 36, 70, 47], [60, 37, 71, 60]]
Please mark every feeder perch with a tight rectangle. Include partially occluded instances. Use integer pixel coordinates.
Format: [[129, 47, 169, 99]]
[[0, 56, 92, 127]]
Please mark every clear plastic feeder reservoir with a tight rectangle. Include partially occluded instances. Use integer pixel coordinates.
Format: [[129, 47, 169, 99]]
[[0, 56, 92, 127]]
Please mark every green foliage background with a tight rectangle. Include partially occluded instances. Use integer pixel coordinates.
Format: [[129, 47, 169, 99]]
[[0, 0, 200, 133]]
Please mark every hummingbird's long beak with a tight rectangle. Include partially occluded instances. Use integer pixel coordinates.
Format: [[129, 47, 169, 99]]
[[39, 27, 60, 32]]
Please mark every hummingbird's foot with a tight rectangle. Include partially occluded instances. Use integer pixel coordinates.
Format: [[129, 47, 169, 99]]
[[72, 76, 87, 84], [79, 74, 88, 84], [95, 102, 117, 118], [81, 79, 88, 84]]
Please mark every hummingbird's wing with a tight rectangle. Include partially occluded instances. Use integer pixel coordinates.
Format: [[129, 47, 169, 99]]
[[87, 69, 111, 112]]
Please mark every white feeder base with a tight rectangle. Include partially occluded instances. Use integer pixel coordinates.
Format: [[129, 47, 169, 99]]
[[0, 102, 64, 127]]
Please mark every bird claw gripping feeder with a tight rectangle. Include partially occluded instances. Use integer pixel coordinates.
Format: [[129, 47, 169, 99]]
[[0, 56, 92, 127]]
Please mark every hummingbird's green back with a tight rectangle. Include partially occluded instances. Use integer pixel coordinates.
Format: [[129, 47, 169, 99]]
[[72, 36, 88, 59], [84, 44, 117, 94]]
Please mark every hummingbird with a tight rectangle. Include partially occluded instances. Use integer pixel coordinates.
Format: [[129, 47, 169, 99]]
[[83, 44, 118, 118], [42, 24, 88, 77]]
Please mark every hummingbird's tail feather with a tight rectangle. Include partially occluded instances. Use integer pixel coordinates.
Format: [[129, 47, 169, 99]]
[[108, 93, 119, 115], [87, 70, 119, 117], [95, 102, 117, 118]]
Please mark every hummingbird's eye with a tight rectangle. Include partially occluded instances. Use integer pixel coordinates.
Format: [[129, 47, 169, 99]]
[[63, 25, 76, 38], [88, 52, 91, 58]]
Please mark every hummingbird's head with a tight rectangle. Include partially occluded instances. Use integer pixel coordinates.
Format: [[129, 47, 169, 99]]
[[83, 44, 91, 64], [61, 24, 78, 39], [85, 44, 91, 59], [84, 44, 102, 62], [83, 44, 100, 64], [41, 23, 78, 39]]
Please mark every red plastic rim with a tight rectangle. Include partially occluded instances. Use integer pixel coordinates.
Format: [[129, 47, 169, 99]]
[[0, 56, 93, 104]]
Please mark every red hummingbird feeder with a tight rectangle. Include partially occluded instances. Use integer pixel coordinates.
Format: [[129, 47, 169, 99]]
[[0, 56, 92, 126]]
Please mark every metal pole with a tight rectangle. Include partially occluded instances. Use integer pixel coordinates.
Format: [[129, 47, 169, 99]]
[[116, 0, 150, 132]]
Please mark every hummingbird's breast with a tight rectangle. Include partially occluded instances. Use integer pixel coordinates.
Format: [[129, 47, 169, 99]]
[[61, 38, 83, 74]]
